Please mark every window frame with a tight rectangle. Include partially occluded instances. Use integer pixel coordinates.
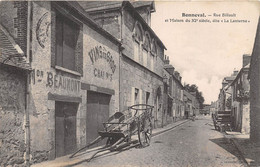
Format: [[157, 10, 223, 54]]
[[51, 4, 83, 76], [55, 11, 80, 71]]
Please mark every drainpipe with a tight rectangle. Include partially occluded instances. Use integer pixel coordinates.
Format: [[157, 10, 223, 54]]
[[119, 5, 124, 112], [25, 1, 32, 166]]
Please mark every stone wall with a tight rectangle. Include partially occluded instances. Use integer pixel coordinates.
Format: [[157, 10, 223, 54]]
[[122, 9, 164, 78], [0, 1, 28, 53], [28, 1, 120, 164], [88, 10, 121, 40], [250, 16, 260, 146], [120, 55, 164, 127], [0, 65, 27, 167], [242, 102, 250, 134]]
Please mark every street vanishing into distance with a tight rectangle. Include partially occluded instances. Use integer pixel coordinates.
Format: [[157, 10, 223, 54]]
[[68, 115, 246, 167]]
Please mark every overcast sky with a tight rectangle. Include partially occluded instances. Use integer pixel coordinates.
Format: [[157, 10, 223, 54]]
[[151, 1, 260, 104]]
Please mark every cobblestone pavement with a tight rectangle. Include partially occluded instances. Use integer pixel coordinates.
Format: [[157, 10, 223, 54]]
[[68, 115, 246, 167]]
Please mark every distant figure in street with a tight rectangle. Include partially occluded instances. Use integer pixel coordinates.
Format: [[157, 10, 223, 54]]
[[192, 113, 196, 121]]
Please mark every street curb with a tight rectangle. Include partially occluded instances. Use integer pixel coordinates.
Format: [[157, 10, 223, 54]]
[[31, 120, 191, 167], [224, 133, 249, 167], [229, 138, 249, 167], [152, 120, 190, 137]]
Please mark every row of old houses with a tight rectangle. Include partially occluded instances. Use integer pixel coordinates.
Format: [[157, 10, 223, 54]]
[[215, 16, 260, 148], [0, 1, 200, 166], [216, 54, 250, 134]]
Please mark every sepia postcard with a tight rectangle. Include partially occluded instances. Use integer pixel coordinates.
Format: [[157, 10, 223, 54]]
[[0, 0, 260, 166]]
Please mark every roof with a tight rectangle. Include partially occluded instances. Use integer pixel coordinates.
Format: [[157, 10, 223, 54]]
[[79, 1, 166, 50], [54, 1, 121, 46], [79, 1, 122, 12], [80, 1, 155, 12], [230, 62, 250, 86], [131, 1, 155, 12], [164, 64, 174, 69], [224, 76, 235, 82], [248, 16, 260, 80], [0, 24, 31, 71]]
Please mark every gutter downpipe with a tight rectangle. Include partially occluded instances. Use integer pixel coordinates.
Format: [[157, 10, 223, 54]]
[[25, 1, 32, 166], [119, 4, 124, 112]]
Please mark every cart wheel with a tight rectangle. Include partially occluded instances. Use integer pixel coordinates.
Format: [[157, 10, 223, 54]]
[[138, 117, 152, 147]]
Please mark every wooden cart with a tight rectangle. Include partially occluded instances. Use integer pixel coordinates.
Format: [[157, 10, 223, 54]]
[[69, 104, 153, 161]]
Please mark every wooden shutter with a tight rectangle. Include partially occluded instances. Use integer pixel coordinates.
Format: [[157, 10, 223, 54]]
[[62, 19, 76, 71], [75, 27, 83, 75], [55, 14, 63, 67], [51, 7, 56, 67]]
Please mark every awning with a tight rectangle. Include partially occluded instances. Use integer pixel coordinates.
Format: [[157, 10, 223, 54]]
[[0, 24, 31, 71]]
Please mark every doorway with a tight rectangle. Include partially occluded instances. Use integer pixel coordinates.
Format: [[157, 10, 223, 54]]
[[55, 101, 78, 157], [86, 91, 111, 147]]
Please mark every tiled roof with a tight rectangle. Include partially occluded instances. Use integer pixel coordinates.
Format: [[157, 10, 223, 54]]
[[78, 1, 166, 50], [0, 25, 31, 71], [80, 1, 154, 12], [224, 76, 235, 82], [79, 1, 122, 12], [131, 1, 155, 11]]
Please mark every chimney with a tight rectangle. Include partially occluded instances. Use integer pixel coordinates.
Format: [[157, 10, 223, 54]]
[[242, 54, 251, 68], [174, 71, 180, 79], [164, 55, 170, 64], [165, 65, 175, 75], [179, 76, 182, 82], [222, 79, 228, 88], [232, 70, 239, 76]]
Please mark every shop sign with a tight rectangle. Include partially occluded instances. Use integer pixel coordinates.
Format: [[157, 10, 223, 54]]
[[88, 45, 116, 81], [46, 72, 80, 92], [31, 69, 80, 93]]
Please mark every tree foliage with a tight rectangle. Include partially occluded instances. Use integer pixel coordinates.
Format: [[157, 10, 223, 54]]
[[184, 84, 205, 109]]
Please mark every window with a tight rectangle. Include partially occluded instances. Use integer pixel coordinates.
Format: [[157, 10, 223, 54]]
[[151, 55, 154, 71], [135, 88, 139, 105], [144, 33, 151, 70], [133, 23, 143, 64], [56, 12, 80, 71], [134, 41, 139, 62], [146, 92, 150, 104], [143, 49, 148, 67]]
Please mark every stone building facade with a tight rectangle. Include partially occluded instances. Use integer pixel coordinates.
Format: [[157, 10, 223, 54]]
[[164, 58, 185, 122], [230, 55, 250, 134], [249, 16, 260, 147], [218, 72, 237, 112], [0, 2, 32, 165], [80, 1, 167, 128], [0, 1, 172, 165], [184, 90, 199, 118], [171, 71, 185, 120], [30, 1, 121, 162], [1, 1, 121, 165]]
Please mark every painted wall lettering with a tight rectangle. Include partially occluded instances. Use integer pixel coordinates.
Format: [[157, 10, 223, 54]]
[[46, 72, 80, 92], [94, 68, 112, 81], [31, 69, 44, 84], [36, 12, 51, 48], [88, 45, 116, 73], [31, 69, 80, 92]]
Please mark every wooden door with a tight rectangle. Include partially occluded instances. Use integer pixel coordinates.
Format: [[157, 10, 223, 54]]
[[55, 105, 65, 158], [55, 102, 77, 157], [86, 91, 110, 147]]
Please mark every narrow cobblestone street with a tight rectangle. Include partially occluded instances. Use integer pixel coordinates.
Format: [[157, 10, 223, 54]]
[[66, 116, 246, 167]]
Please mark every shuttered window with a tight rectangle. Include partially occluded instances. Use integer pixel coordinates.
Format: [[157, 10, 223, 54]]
[[55, 11, 81, 73]]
